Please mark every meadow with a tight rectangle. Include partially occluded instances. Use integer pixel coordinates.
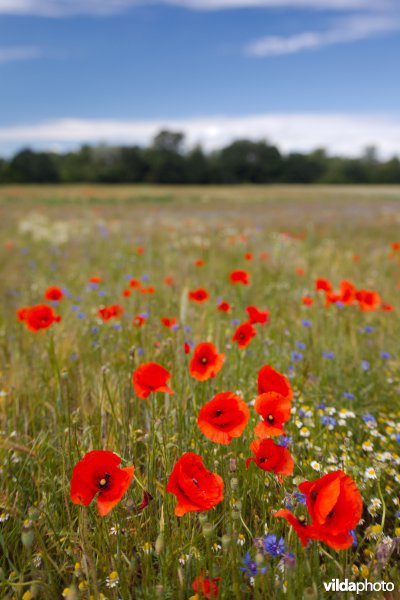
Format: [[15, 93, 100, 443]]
[[0, 184, 399, 600]]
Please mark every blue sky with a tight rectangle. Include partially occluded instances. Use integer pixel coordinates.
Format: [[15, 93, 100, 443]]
[[0, 0, 399, 157]]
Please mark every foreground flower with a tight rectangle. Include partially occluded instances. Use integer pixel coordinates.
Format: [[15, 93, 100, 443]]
[[44, 286, 64, 301], [254, 392, 292, 438], [230, 270, 250, 285], [132, 362, 174, 399], [188, 288, 209, 303], [246, 438, 294, 481], [189, 342, 225, 381], [198, 392, 250, 444], [246, 306, 270, 325], [166, 452, 224, 516], [275, 470, 363, 550], [192, 574, 220, 599], [70, 451, 134, 516], [257, 365, 293, 399], [18, 304, 61, 332], [232, 321, 256, 349]]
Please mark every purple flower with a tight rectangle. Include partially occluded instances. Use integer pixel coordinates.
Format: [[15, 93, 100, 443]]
[[291, 351, 303, 362], [361, 360, 370, 371], [263, 534, 286, 557], [240, 552, 266, 577], [380, 351, 391, 360], [343, 392, 354, 400], [301, 320, 311, 328], [322, 351, 335, 360], [295, 342, 306, 350]]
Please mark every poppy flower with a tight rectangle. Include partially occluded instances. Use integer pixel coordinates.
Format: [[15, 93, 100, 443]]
[[132, 362, 174, 399], [98, 304, 124, 321], [230, 270, 250, 285], [136, 246, 145, 255], [217, 300, 231, 313], [195, 259, 205, 267], [246, 306, 270, 325], [140, 286, 156, 295], [89, 276, 102, 284], [244, 252, 253, 261], [356, 289, 381, 312], [257, 365, 293, 400], [132, 315, 146, 327], [260, 252, 269, 261], [161, 317, 177, 329], [164, 275, 174, 286], [295, 267, 305, 276], [274, 509, 312, 547], [129, 278, 141, 289], [184, 342, 192, 354], [166, 452, 224, 516], [19, 304, 61, 332], [276, 470, 363, 550], [382, 303, 394, 311], [188, 288, 209, 303], [189, 342, 225, 381], [44, 286, 64, 301], [339, 280, 356, 305], [315, 278, 332, 293], [246, 438, 294, 481], [70, 450, 134, 517], [197, 392, 249, 444], [122, 289, 131, 298], [302, 296, 314, 306], [192, 574, 221, 599], [232, 321, 256, 349], [254, 392, 291, 438]]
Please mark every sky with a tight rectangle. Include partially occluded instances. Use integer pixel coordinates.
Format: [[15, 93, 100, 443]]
[[0, 0, 399, 158]]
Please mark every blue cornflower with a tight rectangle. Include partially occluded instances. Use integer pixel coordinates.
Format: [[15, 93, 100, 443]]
[[276, 436, 291, 448], [380, 351, 391, 360], [171, 323, 180, 331], [240, 552, 266, 577], [321, 416, 336, 427], [184, 325, 192, 333], [293, 492, 306, 504], [88, 282, 99, 290], [77, 312, 86, 320], [69, 353, 78, 361], [113, 323, 122, 331], [98, 290, 106, 298], [350, 530, 358, 547], [137, 347, 145, 356], [343, 392, 355, 400], [317, 402, 326, 410], [363, 326, 374, 334], [291, 351, 303, 362], [322, 351, 335, 360], [395, 434, 400, 444], [231, 319, 241, 326], [263, 534, 286, 557], [361, 360, 370, 371], [71, 305, 80, 312], [362, 413, 377, 426], [91, 326, 100, 335], [295, 342, 306, 350], [301, 320, 312, 328], [141, 274, 150, 282]]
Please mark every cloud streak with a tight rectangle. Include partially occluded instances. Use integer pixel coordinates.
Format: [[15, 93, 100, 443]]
[[0, 46, 41, 63], [0, 113, 399, 158], [245, 14, 400, 56], [0, 0, 389, 16]]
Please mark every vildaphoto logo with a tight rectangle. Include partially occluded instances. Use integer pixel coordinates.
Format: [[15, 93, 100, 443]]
[[323, 579, 395, 594]]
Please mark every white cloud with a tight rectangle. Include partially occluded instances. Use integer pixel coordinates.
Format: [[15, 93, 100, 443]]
[[0, 0, 389, 16], [0, 46, 41, 63], [0, 113, 399, 158], [246, 13, 400, 56]]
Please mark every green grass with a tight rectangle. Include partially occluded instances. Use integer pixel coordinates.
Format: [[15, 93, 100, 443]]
[[0, 185, 399, 599]]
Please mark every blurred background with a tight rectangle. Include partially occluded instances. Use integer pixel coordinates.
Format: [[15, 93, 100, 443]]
[[0, 0, 399, 184]]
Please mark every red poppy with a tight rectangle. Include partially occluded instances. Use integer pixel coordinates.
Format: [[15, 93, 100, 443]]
[[260, 252, 269, 261], [246, 305, 270, 325], [129, 278, 141, 289], [197, 392, 249, 444], [192, 574, 221, 599], [44, 286, 64, 301], [70, 450, 134, 517], [19, 304, 61, 332], [161, 317, 177, 329], [140, 286, 156, 295], [166, 452, 224, 516], [189, 342, 225, 381], [302, 296, 314, 306], [257, 365, 293, 400], [188, 288, 209, 303], [136, 246, 145, 255], [315, 278, 332, 293], [324, 291, 342, 307], [391, 242, 400, 252], [195, 259, 205, 267], [232, 321, 256, 349], [295, 267, 305, 276], [132, 315, 146, 327], [98, 304, 124, 321], [230, 270, 250, 285], [122, 289, 131, 298], [356, 289, 381, 312], [184, 342, 192, 354], [274, 509, 312, 547], [246, 439, 294, 481], [244, 252, 253, 261], [217, 300, 231, 313], [89, 276, 102, 284], [254, 392, 291, 438], [276, 470, 363, 550], [382, 303, 394, 311], [132, 362, 174, 399], [164, 275, 174, 286], [339, 280, 356, 305]]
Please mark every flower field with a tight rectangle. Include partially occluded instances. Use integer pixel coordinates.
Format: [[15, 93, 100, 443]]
[[0, 185, 400, 599]]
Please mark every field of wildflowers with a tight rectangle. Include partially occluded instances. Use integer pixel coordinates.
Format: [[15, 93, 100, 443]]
[[0, 185, 399, 600]]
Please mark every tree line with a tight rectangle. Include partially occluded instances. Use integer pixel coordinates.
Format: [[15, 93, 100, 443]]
[[1, 130, 400, 184]]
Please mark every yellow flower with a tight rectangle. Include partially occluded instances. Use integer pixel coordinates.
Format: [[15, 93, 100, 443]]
[[78, 580, 88, 591], [22, 592, 33, 600]]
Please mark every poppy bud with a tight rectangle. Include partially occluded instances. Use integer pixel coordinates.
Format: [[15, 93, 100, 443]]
[[155, 533, 164, 555], [198, 513, 209, 525], [221, 534, 231, 549], [230, 477, 239, 491], [202, 523, 214, 538], [21, 525, 34, 548]]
